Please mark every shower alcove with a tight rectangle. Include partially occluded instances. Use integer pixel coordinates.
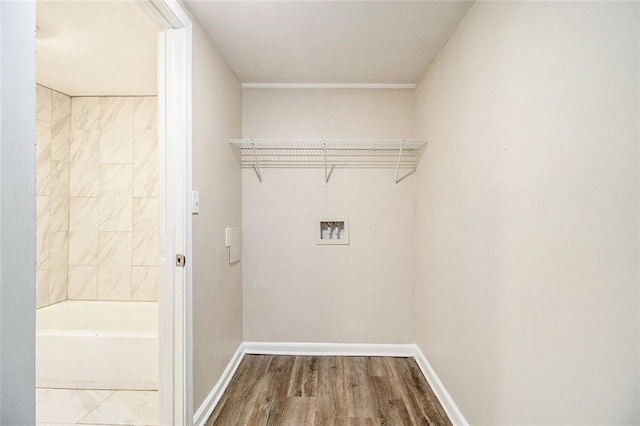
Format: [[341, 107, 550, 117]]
[[34, 85, 160, 390]]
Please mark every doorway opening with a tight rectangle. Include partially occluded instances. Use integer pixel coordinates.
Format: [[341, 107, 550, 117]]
[[33, 0, 193, 424]]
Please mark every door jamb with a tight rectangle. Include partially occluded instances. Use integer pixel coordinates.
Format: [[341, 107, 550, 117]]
[[136, 1, 193, 424]]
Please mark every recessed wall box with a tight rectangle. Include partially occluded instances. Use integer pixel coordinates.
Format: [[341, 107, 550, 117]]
[[317, 219, 349, 245]]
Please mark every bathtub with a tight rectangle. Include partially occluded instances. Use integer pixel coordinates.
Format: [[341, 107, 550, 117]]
[[36, 300, 158, 390]]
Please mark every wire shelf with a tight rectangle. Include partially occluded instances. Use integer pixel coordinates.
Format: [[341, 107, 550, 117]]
[[229, 139, 427, 185]]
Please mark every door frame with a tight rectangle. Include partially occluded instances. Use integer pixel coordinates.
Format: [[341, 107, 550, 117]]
[[0, 0, 193, 423], [136, 1, 193, 424]]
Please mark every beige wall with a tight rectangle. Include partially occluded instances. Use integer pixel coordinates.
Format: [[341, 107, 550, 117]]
[[242, 89, 415, 343], [413, 1, 639, 424], [36, 85, 71, 308], [191, 21, 243, 410]]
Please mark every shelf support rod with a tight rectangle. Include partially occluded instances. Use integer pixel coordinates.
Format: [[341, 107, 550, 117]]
[[395, 168, 417, 185], [394, 140, 405, 186], [324, 141, 327, 184], [251, 141, 263, 185], [323, 141, 334, 186], [394, 140, 417, 185]]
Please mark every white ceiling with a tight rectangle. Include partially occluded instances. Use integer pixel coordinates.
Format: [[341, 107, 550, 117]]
[[184, 0, 474, 85], [36, 0, 157, 96], [35, 1, 473, 94]]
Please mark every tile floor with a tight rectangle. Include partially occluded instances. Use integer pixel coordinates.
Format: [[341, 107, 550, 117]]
[[36, 388, 158, 426]]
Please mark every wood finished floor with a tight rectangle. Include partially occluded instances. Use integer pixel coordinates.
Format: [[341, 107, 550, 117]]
[[207, 355, 452, 426]]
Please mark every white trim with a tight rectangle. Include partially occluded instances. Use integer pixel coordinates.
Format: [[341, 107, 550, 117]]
[[241, 83, 416, 90], [137, 0, 192, 424], [243, 341, 416, 357], [193, 344, 246, 426], [136, 0, 191, 30], [413, 345, 469, 426], [155, 29, 171, 426], [162, 25, 193, 426]]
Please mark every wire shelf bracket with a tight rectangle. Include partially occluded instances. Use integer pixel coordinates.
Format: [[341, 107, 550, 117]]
[[251, 141, 263, 186], [323, 141, 336, 187], [229, 138, 427, 186], [393, 140, 417, 186]]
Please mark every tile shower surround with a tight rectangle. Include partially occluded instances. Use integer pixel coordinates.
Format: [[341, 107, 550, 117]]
[[36, 85, 159, 306], [36, 85, 71, 308]]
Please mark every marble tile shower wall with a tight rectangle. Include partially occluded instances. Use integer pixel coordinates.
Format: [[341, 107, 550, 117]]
[[69, 95, 158, 301], [36, 85, 71, 308], [35, 84, 159, 307]]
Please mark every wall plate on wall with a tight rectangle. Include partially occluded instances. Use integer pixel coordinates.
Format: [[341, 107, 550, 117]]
[[317, 218, 349, 245]]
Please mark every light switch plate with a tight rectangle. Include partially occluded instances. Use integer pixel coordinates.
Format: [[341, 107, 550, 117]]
[[225, 228, 232, 247], [192, 191, 200, 214]]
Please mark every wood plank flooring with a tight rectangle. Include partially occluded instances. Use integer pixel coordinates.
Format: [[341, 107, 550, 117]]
[[207, 355, 452, 426]]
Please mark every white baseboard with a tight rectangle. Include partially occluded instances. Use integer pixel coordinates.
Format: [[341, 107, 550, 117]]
[[413, 345, 468, 426], [243, 341, 416, 357], [193, 343, 245, 426], [193, 342, 466, 426]]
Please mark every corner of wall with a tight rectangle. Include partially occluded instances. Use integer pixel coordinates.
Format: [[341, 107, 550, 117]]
[[190, 17, 244, 410]]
